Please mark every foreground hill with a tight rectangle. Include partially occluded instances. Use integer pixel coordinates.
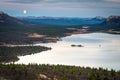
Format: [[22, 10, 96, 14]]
[[0, 64, 120, 80]]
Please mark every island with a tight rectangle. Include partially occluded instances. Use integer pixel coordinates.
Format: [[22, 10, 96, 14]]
[[71, 44, 83, 47]]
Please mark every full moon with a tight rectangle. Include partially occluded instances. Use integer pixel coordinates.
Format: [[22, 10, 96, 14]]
[[23, 10, 27, 14]]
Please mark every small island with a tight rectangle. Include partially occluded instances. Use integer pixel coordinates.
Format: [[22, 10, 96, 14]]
[[71, 44, 83, 47]]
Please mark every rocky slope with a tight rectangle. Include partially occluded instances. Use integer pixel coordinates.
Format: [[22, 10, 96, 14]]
[[103, 15, 120, 26]]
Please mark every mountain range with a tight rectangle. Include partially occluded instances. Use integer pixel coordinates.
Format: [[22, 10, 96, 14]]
[[18, 16, 106, 26], [0, 12, 120, 27]]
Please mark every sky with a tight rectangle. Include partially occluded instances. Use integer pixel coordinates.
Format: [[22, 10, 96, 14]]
[[0, 0, 120, 17]]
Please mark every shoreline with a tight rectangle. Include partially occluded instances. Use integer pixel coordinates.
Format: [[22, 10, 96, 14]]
[[0, 27, 90, 46], [0, 30, 120, 46], [0, 29, 120, 63], [0, 46, 51, 63]]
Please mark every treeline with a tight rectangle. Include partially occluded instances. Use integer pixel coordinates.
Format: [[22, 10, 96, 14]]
[[0, 64, 120, 80], [0, 46, 51, 62]]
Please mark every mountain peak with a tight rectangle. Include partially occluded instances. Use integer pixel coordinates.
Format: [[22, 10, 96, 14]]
[[95, 16, 105, 19]]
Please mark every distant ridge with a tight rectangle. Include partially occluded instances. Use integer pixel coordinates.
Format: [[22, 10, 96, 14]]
[[18, 16, 106, 26]]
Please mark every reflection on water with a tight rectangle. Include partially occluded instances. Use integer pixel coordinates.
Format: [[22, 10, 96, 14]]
[[15, 33, 120, 70]]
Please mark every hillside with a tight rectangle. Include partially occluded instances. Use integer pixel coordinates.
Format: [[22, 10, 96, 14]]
[[0, 12, 24, 25]]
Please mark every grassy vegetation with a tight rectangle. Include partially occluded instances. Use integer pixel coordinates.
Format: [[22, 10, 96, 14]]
[[0, 63, 120, 80], [0, 46, 51, 62]]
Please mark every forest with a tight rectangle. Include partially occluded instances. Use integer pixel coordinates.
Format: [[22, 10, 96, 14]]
[[0, 63, 120, 80]]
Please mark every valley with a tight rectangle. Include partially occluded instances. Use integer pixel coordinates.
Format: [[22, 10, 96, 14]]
[[0, 12, 120, 80]]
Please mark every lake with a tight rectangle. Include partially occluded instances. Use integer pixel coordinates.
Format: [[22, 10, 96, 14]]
[[15, 33, 120, 70]]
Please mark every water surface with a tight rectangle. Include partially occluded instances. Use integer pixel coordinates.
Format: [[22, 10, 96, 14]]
[[15, 33, 120, 70]]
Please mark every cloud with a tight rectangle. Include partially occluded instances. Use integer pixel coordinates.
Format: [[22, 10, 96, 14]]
[[105, 0, 120, 2], [1, 0, 120, 9], [1, 0, 120, 4], [0, 0, 119, 17], [0, 0, 105, 4], [0, 0, 118, 6], [1, 0, 43, 4]]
